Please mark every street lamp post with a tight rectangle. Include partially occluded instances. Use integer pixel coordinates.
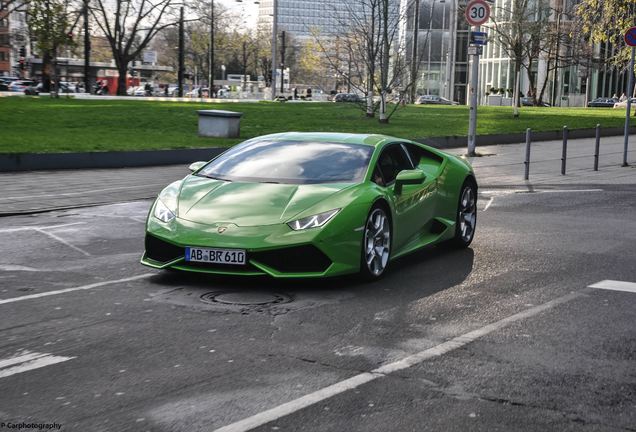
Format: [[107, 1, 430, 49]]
[[83, 0, 91, 93], [271, 0, 278, 100], [178, 5, 185, 97], [209, 0, 214, 94]]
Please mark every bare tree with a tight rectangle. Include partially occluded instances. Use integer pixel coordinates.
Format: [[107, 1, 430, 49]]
[[89, 0, 183, 95], [488, 0, 552, 116], [316, 0, 409, 123]]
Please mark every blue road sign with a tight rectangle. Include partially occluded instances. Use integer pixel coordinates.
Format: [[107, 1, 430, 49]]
[[470, 31, 488, 46], [625, 27, 636, 47]]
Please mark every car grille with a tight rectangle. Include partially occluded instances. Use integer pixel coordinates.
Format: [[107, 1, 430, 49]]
[[144, 234, 183, 263], [251, 245, 332, 273], [182, 261, 260, 273]]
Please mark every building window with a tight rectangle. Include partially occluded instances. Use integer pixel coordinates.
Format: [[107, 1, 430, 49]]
[[0, 51, 6, 61]]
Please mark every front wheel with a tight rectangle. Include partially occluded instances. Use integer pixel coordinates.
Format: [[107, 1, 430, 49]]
[[450, 180, 477, 248], [360, 205, 392, 280]]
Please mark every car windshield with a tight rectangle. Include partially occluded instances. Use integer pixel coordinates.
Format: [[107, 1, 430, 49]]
[[197, 139, 374, 184]]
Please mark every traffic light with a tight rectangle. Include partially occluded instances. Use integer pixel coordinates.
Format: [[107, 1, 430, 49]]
[[19, 46, 25, 57]]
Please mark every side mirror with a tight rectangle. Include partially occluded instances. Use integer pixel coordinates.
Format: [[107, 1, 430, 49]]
[[188, 161, 207, 172], [394, 169, 426, 194]]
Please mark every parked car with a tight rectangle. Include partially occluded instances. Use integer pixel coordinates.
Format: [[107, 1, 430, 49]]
[[8, 80, 35, 92], [612, 98, 636, 109], [587, 97, 618, 108], [332, 93, 363, 103], [415, 95, 459, 105], [521, 97, 550, 107], [24, 82, 75, 95], [0, 77, 20, 90]]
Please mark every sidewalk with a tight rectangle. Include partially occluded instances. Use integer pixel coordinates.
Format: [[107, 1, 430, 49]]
[[0, 136, 634, 215], [448, 134, 636, 187]]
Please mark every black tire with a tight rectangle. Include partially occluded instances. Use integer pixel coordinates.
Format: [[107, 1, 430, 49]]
[[450, 179, 477, 248], [359, 204, 392, 281]]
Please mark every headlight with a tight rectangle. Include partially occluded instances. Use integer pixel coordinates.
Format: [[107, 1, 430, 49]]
[[288, 209, 340, 231], [153, 198, 176, 223]]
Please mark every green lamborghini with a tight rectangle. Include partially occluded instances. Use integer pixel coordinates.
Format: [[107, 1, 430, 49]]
[[141, 132, 477, 279]]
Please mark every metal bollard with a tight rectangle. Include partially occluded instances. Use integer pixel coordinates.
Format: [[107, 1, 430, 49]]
[[594, 124, 600, 171], [524, 128, 532, 180], [561, 125, 568, 175]]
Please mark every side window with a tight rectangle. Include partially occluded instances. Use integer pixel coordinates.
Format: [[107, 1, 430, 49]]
[[376, 145, 413, 184], [404, 143, 425, 167], [404, 143, 444, 167], [372, 166, 385, 186]]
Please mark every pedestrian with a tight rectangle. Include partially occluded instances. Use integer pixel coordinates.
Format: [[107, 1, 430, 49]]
[[198, 86, 202, 98], [164, 85, 169, 97], [293, 87, 298, 100]]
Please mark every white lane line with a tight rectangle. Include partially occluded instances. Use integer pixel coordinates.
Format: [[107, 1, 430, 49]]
[[34, 228, 92, 257], [588, 280, 636, 294], [0, 274, 154, 305], [0, 351, 75, 379], [0, 222, 86, 234], [483, 197, 494, 212], [213, 290, 585, 432], [0, 183, 166, 201]]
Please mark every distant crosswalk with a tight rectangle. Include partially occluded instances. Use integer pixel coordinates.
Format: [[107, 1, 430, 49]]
[[0, 350, 75, 379]]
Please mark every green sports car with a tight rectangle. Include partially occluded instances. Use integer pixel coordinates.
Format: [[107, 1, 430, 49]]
[[141, 132, 477, 279]]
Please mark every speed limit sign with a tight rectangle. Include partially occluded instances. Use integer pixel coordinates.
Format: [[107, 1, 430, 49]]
[[465, 0, 491, 26]]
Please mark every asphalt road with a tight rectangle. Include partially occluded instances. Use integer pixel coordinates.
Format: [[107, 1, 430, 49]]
[[1, 183, 635, 432]]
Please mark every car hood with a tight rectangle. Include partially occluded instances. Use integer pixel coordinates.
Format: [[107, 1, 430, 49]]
[[177, 175, 351, 226]]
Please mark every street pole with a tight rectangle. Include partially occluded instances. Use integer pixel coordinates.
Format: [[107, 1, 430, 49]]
[[467, 25, 480, 157], [623, 46, 634, 167], [409, 0, 420, 104], [271, 0, 278, 100], [280, 30, 286, 95], [83, 0, 90, 93], [243, 40, 248, 95], [178, 5, 185, 98], [209, 0, 214, 94]]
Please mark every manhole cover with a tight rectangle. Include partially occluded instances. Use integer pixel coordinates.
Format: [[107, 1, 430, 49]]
[[200, 291, 292, 306]]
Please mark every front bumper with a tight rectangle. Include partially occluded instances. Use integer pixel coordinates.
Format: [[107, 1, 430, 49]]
[[140, 215, 363, 278]]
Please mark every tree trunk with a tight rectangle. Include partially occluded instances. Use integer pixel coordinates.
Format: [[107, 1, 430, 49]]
[[513, 60, 521, 117], [366, 74, 375, 117], [116, 63, 128, 96], [378, 0, 390, 124], [42, 50, 52, 93]]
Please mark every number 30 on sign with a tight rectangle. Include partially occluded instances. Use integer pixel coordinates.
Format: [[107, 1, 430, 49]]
[[465, 0, 491, 26]]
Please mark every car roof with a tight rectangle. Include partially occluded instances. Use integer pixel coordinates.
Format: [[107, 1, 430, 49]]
[[251, 132, 407, 148]]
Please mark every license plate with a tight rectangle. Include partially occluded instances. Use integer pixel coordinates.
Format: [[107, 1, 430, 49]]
[[185, 247, 246, 265]]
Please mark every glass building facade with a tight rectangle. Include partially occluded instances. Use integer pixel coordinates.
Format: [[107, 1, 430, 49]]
[[405, 0, 470, 104]]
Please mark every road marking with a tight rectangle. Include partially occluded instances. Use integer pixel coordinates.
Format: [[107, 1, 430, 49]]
[[34, 228, 92, 257], [0, 184, 166, 201], [0, 274, 154, 305], [0, 222, 86, 234], [483, 197, 494, 211], [213, 290, 586, 432], [0, 351, 75, 379], [588, 280, 636, 294]]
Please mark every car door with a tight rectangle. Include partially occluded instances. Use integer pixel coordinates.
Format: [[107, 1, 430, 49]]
[[374, 144, 434, 251]]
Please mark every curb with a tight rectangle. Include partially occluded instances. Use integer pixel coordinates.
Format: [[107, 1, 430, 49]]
[[416, 126, 636, 149], [1, 126, 634, 172], [0, 148, 226, 172]]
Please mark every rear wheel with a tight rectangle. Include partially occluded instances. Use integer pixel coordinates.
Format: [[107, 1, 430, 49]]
[[360, 205, 391, 280], [451, 180, 477, 248]]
